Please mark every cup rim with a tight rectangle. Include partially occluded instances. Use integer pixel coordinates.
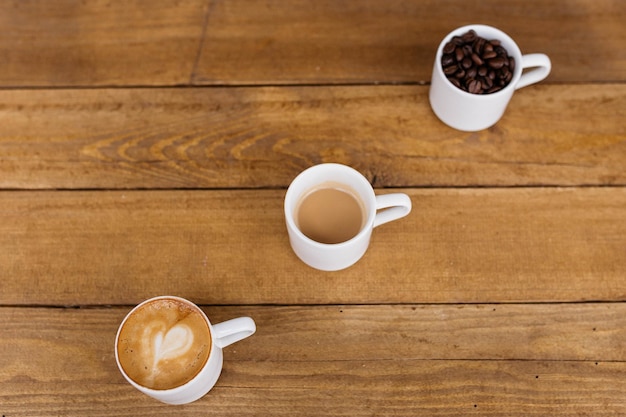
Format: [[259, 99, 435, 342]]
[[114, 295, 214, 394], [435, 24, 523, 98], [284, 163, 376, 248]]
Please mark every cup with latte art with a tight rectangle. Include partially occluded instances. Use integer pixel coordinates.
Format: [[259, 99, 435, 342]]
[[115, 296, 256, 404]]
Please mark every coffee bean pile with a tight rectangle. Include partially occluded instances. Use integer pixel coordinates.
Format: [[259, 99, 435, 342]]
[[441, 30, 515, 94]]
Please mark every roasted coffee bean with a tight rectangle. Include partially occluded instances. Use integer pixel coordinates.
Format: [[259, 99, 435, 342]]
[[444, 65, 458, 76], [462, 29, 477, 43], [468, 79, 482, 94], [495, 45, 507, 56], [442, 54, 455, 67], [487, 57, 506, 69], [471, 53, 484, 66], [455, 47, 464, 61], [449, 77, 462, 88], [473, 37, 486, 55], [443, 42, 456, 54], [440, 29, 515, 94]]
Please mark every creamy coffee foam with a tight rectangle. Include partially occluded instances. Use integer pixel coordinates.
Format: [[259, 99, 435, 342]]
[[117, 298, 211, 390]]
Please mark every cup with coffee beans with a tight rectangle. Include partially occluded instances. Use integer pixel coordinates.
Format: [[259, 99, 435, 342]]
[[429, 24, 551, 131]]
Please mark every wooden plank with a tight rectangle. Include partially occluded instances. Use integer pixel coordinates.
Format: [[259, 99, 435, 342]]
[[0, 84, 624, 190], [0, 0, 623, 87], [1, 187, 624, 305], [194, 0, 626, 85], [1, 305, 625, 415], [3, 361, 625, 416], [0, 0, 207, 87]]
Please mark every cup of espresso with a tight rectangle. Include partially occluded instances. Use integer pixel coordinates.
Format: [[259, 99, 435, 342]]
[[284, 163, 412, 271], [429, 24, 551, 131], [115, 296, 256, 405]]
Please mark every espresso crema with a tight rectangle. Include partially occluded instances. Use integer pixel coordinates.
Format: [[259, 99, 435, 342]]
[[116, 298, 212, 390]]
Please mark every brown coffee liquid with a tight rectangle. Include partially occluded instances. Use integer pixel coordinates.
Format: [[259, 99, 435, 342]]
[[296, 184, 365, 244], [116, 298, 211, 390]]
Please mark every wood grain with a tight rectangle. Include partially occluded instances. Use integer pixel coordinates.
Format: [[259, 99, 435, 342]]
[[1, 187, 624, 305], [1, 305, 625, 416], [0, 2, 623, 415], [0, 0, 208, 87], [0, 1, 623, 87], [0, 84, 624, 190], [194, 0, 626, 85]]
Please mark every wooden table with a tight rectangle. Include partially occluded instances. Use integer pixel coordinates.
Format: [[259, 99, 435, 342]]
[[1, 1, 625, 415]]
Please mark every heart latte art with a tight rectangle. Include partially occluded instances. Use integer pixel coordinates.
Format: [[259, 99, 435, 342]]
[[117, 298, 212, 390], [151, 323, 193, 364]]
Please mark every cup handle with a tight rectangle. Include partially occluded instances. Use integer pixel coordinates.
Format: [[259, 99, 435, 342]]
[[373, 193, 412, 228], [516, 53, 551, 90], [212, 317, 256, 348]]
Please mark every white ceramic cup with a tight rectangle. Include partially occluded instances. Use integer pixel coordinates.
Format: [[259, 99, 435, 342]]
[[284, 163, 412, 271], [115, 296, 256, 405], [429, 24, 551, 131]]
